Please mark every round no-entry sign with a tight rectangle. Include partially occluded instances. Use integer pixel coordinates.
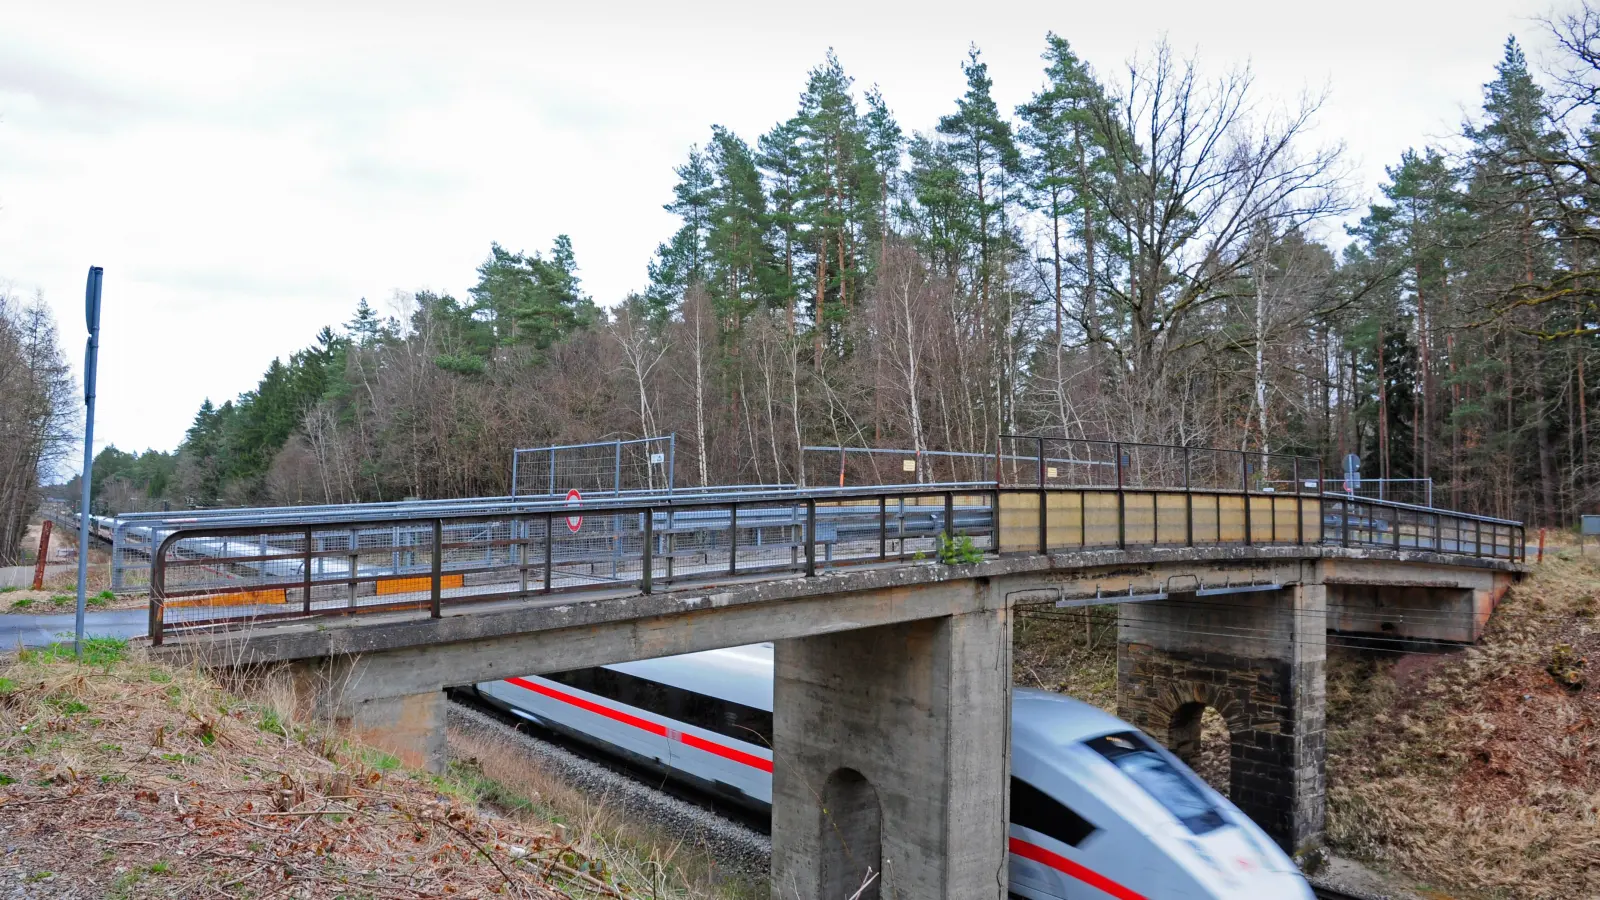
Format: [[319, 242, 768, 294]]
[[565, 489, 583, 533]]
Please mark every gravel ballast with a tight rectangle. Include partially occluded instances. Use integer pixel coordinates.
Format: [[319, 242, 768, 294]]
[[446, 700, 772, 882]]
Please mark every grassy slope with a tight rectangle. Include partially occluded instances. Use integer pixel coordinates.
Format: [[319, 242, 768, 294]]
[[0, 640, 737, 899], [1326, 550, 1600, 899]]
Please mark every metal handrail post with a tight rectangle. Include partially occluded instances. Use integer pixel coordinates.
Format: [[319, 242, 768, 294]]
[[878, 496, 888, 561], [1184, 446, 1193, 547], [729, 504, 740, 576], [430, 520, 442, 618], [543, 514, 554, 593], [303, 528, 314, 614], [990, 488, 1000, 555], [518, 517, 530, 594], [1240, 452, 1252, 546], [945, 492, 955, 544], [1115, 442, 1125, 550], [1293, 459, 1303, 545], [348, 527, 360, 609], [641, 509, 654, 595], [804, 499, 817, 577], [1038, 437, 1048, 554], [149, 547, 166, 646]]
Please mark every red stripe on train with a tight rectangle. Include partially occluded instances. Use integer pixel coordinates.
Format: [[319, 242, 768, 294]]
[[1009, 837, 1147, 900], [503, 677, 775, 773]]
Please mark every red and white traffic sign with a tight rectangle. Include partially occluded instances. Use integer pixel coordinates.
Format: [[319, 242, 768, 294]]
[[565, 489, 583, 533]]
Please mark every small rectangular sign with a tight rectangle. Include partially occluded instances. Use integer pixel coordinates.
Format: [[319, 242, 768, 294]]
[[649, 453, 665, 465], [902, 459, 916, 472], [1582, 515, 1600, 536], [1046, 467, 1058, 478]]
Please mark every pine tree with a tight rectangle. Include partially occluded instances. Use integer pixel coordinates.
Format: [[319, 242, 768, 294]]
[[706, 125, 776, 334], [937, 45, 1021, 315], [758, 119, 807, 332], [647, 147, 716, 316]]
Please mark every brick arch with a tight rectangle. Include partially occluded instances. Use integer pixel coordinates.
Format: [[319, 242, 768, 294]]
[[1135, 678, 1248, 753]]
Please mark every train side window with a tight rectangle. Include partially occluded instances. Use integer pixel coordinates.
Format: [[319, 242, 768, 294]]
[[1010, 776, 1098, 848]]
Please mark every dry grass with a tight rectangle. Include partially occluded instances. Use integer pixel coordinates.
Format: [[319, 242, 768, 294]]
[[0, 641, 693, 898], [1012, 606, 1119, 711], [450, 721, 764, 900], [1326, 550, 1600, 899]]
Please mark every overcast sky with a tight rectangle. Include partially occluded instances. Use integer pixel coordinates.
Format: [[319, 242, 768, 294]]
[[0, 0, 1555, 465]]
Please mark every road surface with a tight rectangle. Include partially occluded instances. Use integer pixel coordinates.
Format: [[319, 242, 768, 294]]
[[0, 609, 146, 649]]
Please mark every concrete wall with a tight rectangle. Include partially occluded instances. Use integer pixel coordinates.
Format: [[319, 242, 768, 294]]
[[1117, 569, 1327, 851], [771, 600, 1012, 900], [1323, 562, 1515, 643]]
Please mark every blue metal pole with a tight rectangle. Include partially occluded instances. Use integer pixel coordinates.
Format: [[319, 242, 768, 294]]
[[76, 266, 103, 660]]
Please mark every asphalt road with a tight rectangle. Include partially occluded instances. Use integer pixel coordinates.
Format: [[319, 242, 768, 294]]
[[0, 609, 146, 649]]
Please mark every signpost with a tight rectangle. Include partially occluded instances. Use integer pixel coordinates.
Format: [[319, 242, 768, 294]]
[[565, 489, 583, 533], [1343, 453, 1360, 495], [76, 267, 103, 659], [31, 520, 52, 591]]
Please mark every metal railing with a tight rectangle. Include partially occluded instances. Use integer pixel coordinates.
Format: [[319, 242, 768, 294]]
[[146, 439, 1525, 645], [149, 486, 995, 644], [110, 482, 794, 593]]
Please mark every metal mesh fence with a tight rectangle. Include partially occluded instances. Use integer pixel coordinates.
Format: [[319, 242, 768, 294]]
[[995, 437, 1322, 494], [512, 437, 676, 498], [800, 447, 995, 487]]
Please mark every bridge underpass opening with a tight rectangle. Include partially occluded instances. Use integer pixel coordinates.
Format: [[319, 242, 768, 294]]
[[1170, 702, 1236, 796]]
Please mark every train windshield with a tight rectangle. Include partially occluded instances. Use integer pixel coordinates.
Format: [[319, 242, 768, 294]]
[[1085, 731, 1226, 836]]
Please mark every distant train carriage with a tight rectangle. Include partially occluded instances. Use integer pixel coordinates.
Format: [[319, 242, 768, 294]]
[[474, 645, 1313, 899]]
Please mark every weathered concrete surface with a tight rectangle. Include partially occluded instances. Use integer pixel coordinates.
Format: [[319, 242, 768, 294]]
[[344, 690, 447, 773], [287, 658, 449, 772], [771, 595, 1011, 900], [1321, 558, 1516, 642], [1117, 563, 1327, 851]]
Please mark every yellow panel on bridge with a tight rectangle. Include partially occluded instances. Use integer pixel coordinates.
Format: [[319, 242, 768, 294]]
[[168, 588, 287, 609], [996, 489, 1321, 553], [376, 574, 464, 595]]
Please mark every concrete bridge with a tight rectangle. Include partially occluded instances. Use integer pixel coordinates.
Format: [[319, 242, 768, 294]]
[[145, 442, 1524, 899]]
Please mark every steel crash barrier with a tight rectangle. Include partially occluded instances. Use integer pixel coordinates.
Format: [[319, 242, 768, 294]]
[[147, 439, 1525, 644]]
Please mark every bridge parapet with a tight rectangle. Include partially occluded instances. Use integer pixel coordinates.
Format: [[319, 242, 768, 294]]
[[145, 439, 1524, 645]]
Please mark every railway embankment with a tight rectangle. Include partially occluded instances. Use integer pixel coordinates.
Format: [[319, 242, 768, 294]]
[[1013, 548, 1600, 900], [1325, 546, 1600, 899], [0, 640, 727, 898]]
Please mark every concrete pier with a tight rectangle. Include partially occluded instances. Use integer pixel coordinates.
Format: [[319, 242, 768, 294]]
[[771, 603, 1012, 899], [1117, 568, 1327, 851]]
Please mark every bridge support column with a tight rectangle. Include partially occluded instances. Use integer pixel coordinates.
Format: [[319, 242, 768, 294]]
[[1117, 569, 1326, 852], [288, 659, 448, 774], [771, 600, 1011, 900]]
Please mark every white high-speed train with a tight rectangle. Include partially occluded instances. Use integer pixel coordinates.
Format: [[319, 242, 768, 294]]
[[473, 645, 1314, 900]]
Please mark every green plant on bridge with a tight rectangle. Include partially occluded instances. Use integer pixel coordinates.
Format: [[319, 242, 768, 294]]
[[936, 533, 984, 566]]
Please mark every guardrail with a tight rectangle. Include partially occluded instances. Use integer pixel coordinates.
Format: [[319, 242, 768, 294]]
[[147, 441, 1525, 645]]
